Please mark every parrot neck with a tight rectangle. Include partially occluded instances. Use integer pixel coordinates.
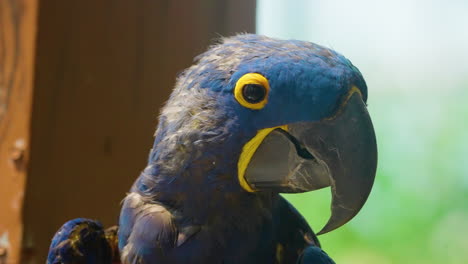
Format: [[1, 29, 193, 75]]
[[134, 103, 265, 222], [135, 140, 269, 223]]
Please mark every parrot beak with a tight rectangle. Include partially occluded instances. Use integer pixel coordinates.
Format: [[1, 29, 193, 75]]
[[241, 88, 377, 234]]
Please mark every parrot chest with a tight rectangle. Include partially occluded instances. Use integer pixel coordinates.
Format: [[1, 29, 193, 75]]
[[169, 194, 282, 263], [175, 214, 278, 263]]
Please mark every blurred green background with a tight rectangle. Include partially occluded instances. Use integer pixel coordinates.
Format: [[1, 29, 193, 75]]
[[257, 0, 468, 263]]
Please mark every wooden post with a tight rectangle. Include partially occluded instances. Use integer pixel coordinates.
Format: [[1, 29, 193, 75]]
[[0, 0, 38, 263], [0, 0, 255, 263]]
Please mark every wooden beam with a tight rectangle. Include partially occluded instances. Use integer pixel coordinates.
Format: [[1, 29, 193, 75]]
[[0, 0, 38, 263]]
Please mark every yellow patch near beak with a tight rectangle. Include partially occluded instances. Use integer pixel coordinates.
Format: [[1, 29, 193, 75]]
[[237, 125, 288, 192]]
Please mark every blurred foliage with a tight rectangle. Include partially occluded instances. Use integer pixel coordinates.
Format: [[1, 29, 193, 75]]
[[285, 89, 468, 263], [258, 0, 468, 263]]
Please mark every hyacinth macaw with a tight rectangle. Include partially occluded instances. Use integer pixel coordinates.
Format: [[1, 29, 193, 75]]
[[47, 34, 377, 264]]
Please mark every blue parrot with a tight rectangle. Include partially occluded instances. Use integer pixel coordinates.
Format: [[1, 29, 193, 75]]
[[47, 34, 377, 264]]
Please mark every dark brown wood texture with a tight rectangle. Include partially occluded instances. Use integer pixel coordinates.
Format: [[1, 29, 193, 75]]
[[0, 0, 38, 263], [17, 1, 255, 263]]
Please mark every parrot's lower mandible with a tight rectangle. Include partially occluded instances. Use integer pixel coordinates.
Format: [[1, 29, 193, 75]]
[[47, 34, 377, 264]]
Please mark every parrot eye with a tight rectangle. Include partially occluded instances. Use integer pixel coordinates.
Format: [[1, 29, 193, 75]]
[[242, 84, 266, 103], [234, 73, 270, 110]]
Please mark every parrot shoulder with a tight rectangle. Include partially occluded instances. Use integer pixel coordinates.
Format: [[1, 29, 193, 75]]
[[119, 192, 199, 263]]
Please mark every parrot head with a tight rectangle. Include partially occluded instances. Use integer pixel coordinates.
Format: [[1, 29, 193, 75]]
[[146, 34, 377, 235]]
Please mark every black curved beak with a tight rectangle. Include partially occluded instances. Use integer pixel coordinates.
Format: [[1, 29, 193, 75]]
[[243, 90, 378, 234]]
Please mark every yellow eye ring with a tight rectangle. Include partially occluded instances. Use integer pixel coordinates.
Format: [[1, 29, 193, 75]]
[[234, 73, 270, 110]]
